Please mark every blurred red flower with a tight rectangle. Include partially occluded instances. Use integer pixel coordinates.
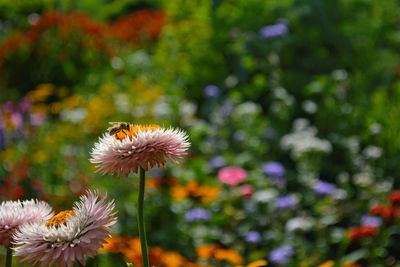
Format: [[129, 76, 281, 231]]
[[348, 226, 378, 240]]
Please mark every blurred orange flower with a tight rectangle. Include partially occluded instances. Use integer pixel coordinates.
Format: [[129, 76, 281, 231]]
[[196, 244, 243, 265], [171, 181, 221, 203]]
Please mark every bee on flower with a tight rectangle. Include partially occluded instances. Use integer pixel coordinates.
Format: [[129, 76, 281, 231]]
[[90, 123, 190, 176]]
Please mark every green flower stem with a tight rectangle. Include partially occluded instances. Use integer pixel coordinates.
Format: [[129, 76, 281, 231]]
[[138, 166, 149, 267], [5, 244, 12, 267]]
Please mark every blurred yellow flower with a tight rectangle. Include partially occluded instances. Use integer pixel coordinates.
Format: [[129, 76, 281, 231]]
[[318, 260, 335, 267], [235, 259, 268, 267], [28, 83, 55, 103]]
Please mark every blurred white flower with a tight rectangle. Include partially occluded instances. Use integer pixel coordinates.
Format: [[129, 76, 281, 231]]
[[331, 69, 348, 80], [273, 87, 295, 106], [234, 102, 261, 116], [363, 145, 383, 159], [302, 100, 318, 114], [285, 217, 313, 232], [60, 108, 87, 123], [353, 172, 374, 187], [225, 75, 239, 88], [111, 56, 124, 70], [113, 94, 131, 113], [252, 189, 278, 203], [293, 118, 310, 131], [281, 121, 332, 159], [153, 97, 172, 118], [332, 189, 347, 200], [344, 136, 360, 154], [369, 123, 382, 135]]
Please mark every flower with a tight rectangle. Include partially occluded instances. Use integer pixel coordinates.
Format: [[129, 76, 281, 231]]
[[285, 217, 313, 232], [218, 166, 247, 186], [0, 199, 52, 247], [252, 189, 278, 203], [196, 244, 217, 259], [360, 215, 382, 227], [209, 156, 226, 168], [370, 204, 393, 221], [244, 231, 261, 243], [170, 181, 221, 204], [348, 226, 378, 240], [214, 248, 243, 265], [389, 190, 400, 204], [90, 124, 190, 176], [269, 245, 294, 265], [262, 161, 285, 177], [240, 185, 255, 198], [204, 85, 220, 97], [235, 260, 268, 267], [13, 190, 117, 266], [185, 208, 211, 222], [262, 162, 286, 187], [276, 195, 297, 210], [100, 236, 202, 267], [318, 260, 334, 267], [313, 181, 337, 195], [259, 23, 288, 39]]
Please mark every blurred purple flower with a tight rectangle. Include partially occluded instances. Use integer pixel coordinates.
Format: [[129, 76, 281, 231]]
[[276, 196, 296, 209], [30, 113, 46, 126], [269, 245, 294, 265], [209, 156, 226, 168], [221, 103, 234, 117], [3, 101, 15, 113], [313, 181, 337, 195], [185, 208, 211, 222], [244, 231, 261, 243], [262, 161, 285, 177], [233, 131, 245, 142], [361, 215, 382, 227], [204, 85, 220, 97], [270, 176, 286, 188], [263, 162, 286, 187], [259, 23, 288, 39], [18, 98, 31, 113]]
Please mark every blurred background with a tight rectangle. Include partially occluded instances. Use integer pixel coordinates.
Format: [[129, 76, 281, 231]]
[[1, 0, 400, 266]]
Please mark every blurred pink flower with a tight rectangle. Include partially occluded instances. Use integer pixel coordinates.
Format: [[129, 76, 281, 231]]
[[218, 166, 247, 186], [13, 190, 117, 267], [240, 184, 254, 198], [0, 199, 53, 247], [30, 113, 46, 126], [10, 113, 23, 127]]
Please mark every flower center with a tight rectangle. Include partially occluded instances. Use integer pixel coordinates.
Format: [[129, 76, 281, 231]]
[[114, 124, 160, 141], [46, 210, 76, 228]]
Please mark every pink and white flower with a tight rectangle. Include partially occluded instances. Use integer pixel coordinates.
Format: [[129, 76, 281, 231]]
[[13, 191, 117, 267], [0, 199, 53, 247], [90, 124, 190, 176]]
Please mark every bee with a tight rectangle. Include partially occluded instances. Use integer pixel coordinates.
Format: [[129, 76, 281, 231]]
[[107, 122, 131, 136]]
